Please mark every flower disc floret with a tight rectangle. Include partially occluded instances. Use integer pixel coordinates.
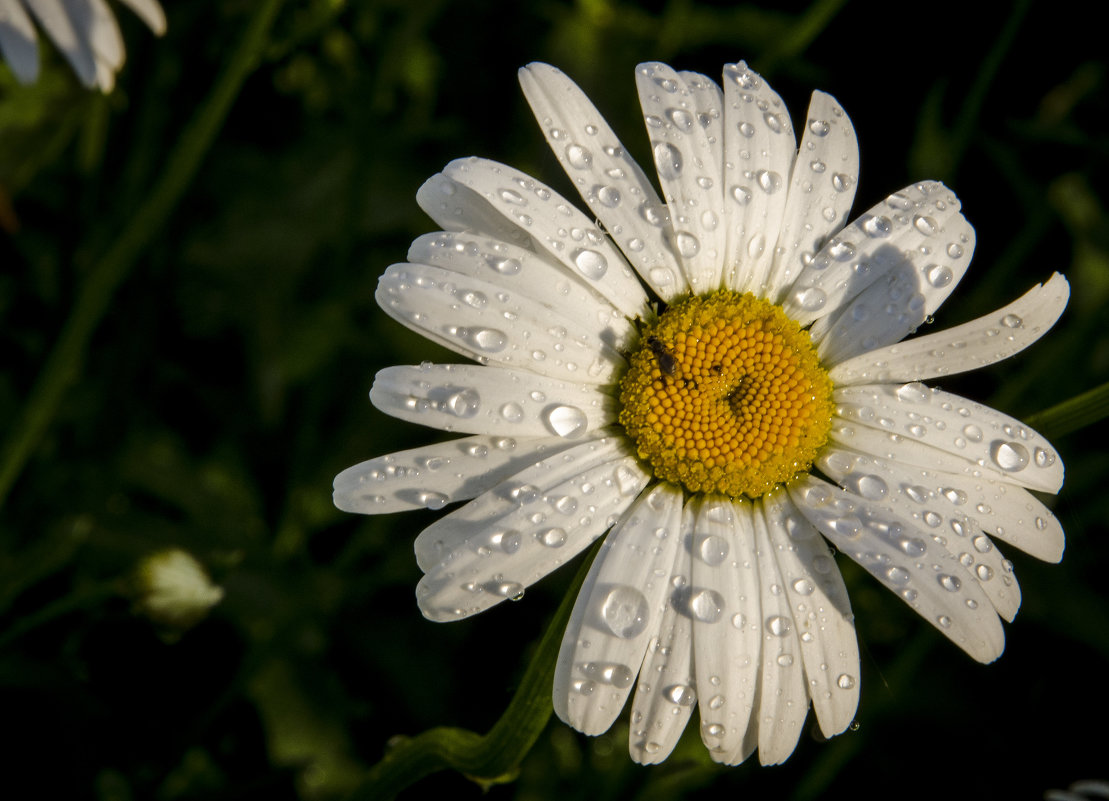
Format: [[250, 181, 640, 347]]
[[619, 290, 834, 498]]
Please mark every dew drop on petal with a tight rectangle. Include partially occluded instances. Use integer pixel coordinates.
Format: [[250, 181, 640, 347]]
[[653, 142, 683, 179], [666, 684, 697, 706], [766, 615, 792, 637], [499, 402, 524, 422], [926, 264, 953, 288], [572, 248, 608, 280], [991, 440, 1030, 472], [697, 534, 730, 566], [446, 389, 480, 418], [565, 143, 593, 169], [544, 405, 588, 439], [601, 585, 650, 638], [937, 574, 962, 592], [689, 589, 725, 623]]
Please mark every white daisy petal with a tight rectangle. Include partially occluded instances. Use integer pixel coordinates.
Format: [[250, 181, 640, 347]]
[[0, 0, 40, 83], [721, 60, 796, 294], [440, 157, 649, 319], [812, 203, 975, 365], [24, 0, 97, 86], [765, 91, 860, 304], [750, 505, 808, 765], [761, 489, 859, 739], [789, 476, 1005, 664], [518, 62, 688, 300], [376, 262, 625, 384], [785, 181, 969, 329], [333, 434, 578, 515], [554, 483, 684, 735], [829, 272, 1070, 385], [635, 63, 728, 294], [678, 70, 725, 168], [832, 383, 1063, 493], [690, 497, 761, 765], [369, 364, 614, 437], [414, 436, 650, 619], [408, 232, 635, 350], [629, 495, 696, 764], [118, 0, 165, 35], [417, 171, 535, 247], [816, 448, 1022, 621]]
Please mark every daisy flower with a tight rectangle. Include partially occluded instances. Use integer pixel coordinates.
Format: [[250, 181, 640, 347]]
[[0, 0, 165, 91], [334, 60, 1069, 766]]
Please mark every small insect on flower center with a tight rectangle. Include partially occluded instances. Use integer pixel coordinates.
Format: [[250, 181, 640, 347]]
[[618, 290, 834, 499]]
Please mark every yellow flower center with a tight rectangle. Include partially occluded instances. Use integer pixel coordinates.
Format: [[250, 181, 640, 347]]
[[618, 290, 834, 499]]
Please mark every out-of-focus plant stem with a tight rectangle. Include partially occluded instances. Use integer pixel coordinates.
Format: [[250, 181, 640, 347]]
[[0, 0, 286, 509]]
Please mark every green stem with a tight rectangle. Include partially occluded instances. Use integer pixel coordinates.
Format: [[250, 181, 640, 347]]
[[0, 0, 285, 508], [1024, 380, 1109, 440], [352, 541, 600, 800]]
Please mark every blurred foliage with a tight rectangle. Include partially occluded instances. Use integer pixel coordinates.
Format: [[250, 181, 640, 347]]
[[1, 0, 1107, 799]]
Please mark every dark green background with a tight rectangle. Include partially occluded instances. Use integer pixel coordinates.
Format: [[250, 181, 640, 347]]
[[2, 1, 1107, 799]]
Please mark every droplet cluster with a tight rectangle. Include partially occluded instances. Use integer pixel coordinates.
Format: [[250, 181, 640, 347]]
[[619, 291, 834, 498]]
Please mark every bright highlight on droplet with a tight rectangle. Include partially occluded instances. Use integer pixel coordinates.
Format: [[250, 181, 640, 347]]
[[618, 290, 834, 498]]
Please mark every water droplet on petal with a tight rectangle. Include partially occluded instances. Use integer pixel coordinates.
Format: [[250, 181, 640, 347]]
[[937, 574, 961, 592], [601, 586, 650, 638], [697, 534, 730, 566], [808, 119, 830, 136], [653, 142, 683, 179], [766, 615, 792, 636], [573, 248, 608, 279], [991, 440, 1030, 472], [666, 684, 697, 706], [544, 405, 588, 439], [689, 589, 724, 623], [446, 389, 480, 418], [566, 143, 593, 168]]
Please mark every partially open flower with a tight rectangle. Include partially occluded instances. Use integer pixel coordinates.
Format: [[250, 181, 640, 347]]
[[133, 548, 223, 635]]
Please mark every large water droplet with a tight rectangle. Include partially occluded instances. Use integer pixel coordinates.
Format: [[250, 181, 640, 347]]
[[675, 231, 701, 258], [794, 286, 827, 312], [499, 402, 524, 423], [766, 615, 792, 637], [689, 589, 725, 623], [862, 215, 892, 238], [697, 534, 730, 566], [565, 143, 593, 169], [601, 585, 650, 638], [937, 574, 962, 592], [666, 684, 696, 706], [596, 185, 621, 207], [573, 248, 608, 279], [991, 440, 1030, 472], [913, 215, 938, 235], [756, 169, 783, 194], [653, 142, 683, 179], [446, 389, 480, 418], [731, 185, 752, 205], [808, 119, 830, 137], [418, 491, 449, 510], [544, 405, 588, 439], [926, 264, 953, 288], [469, 328, 508, 353], [539, 527, 567, 547], [855, 474, 888, 500]]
